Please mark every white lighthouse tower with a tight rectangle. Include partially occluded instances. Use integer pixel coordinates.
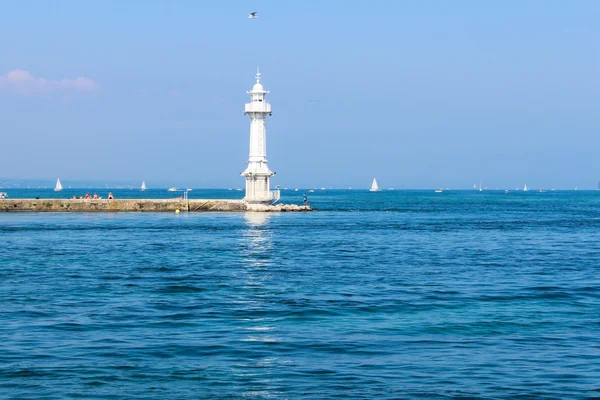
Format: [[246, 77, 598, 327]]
[[241, 70, 279, 204]]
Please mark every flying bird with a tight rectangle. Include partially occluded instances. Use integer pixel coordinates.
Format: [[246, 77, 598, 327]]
[[248, 12, 257, 19]]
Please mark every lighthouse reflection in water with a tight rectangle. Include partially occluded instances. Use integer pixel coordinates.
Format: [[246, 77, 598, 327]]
[[234, 212, 282, 388]]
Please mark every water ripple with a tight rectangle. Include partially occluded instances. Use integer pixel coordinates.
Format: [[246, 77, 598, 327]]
[[1, 191, 600, 398]]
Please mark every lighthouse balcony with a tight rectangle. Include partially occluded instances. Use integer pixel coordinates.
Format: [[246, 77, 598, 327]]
[[245, 103, 272, 114]]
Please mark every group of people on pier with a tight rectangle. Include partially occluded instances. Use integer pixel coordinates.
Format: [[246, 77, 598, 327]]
[[72, 192, 114, 200]]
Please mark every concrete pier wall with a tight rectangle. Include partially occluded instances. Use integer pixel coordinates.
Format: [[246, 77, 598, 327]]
[[0, 199, 313, 213]]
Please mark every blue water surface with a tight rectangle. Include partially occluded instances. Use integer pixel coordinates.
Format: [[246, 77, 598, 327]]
[[1, 190, 599, 399]]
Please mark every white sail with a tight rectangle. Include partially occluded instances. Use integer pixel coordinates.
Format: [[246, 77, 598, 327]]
[[141, 181, 146, 191], [523, 184, 528, 192], [54, 178, 63, 192], [369, 178, 380, 192]]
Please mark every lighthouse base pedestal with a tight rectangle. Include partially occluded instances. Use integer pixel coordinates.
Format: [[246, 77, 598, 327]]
[[241, 172, 279, 205]]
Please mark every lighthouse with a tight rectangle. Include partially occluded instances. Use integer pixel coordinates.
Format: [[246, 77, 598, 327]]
[[241, 70, 279, 204]]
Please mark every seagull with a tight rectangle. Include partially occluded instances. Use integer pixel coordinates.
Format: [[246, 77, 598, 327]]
[[248, 12, 257, 19]]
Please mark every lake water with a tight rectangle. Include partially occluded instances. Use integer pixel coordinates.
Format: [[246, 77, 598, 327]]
[[1, 190, 599, 398]]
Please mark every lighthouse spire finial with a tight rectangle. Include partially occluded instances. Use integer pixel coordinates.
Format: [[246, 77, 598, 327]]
[[256, 66, 261, 83]]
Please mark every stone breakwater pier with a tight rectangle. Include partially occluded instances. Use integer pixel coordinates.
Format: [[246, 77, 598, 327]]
[[0, 199, 313, 213]]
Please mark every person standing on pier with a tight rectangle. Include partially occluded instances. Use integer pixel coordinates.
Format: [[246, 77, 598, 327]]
[[303, 192, 308, 206]]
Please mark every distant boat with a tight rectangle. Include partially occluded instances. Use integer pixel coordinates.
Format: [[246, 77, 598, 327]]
[[186, 188, 192, 191], [479, 181, 482, 192], [369, 178, 381, 192], [505, 190, 509, 194], [309, 189, 315, 193], [54, 178, 63, 192], [574, 186, 578, 191], [435, 189, 443, 193], [236, 188, 243, 191], [141, 181, 146, 191], [167, 187, 177, 192], [294, 188, 299, 191], [321, 188, 326, 190], [473, 184, 477, 189], [523, 184, 529, 192]]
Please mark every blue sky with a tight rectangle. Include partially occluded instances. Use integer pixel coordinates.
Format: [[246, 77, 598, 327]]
[[0, 1, 598, 189]]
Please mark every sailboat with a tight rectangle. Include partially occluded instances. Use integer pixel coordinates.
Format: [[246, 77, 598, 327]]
[[479, 181, 482, 192], [54, 178, 63, 192], [369, 178, 381, 192], [141, 181, 147, 191], [523, 184, 529, 192]]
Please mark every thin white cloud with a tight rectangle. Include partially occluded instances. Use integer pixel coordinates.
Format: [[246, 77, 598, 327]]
[[0, 69, 98, 94]]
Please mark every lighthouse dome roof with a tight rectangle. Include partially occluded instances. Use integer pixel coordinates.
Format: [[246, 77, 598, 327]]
[[250, 70, 266, 93]]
